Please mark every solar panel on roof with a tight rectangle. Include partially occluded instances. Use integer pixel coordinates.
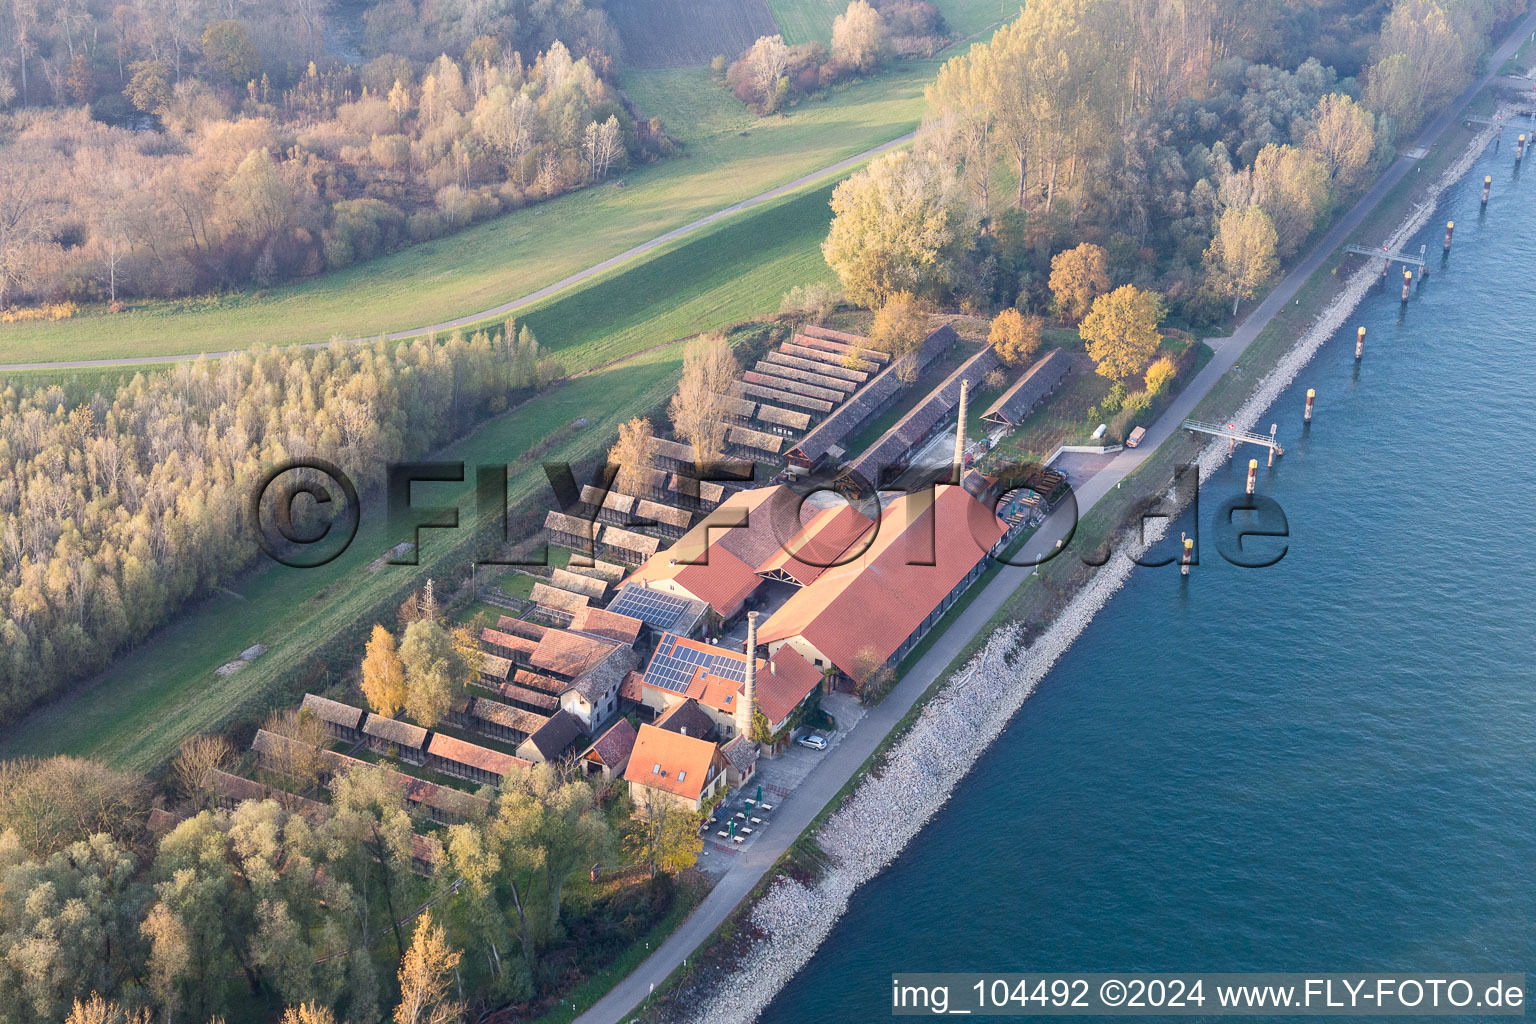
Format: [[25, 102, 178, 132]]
[[642, 634, 748, 694], [607, 586, 691, 631]]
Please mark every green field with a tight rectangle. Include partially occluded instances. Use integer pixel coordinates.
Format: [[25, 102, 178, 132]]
[[768, 0, 1008, 45], [0, 64, 932, 365], [0, 184, 838, 771]]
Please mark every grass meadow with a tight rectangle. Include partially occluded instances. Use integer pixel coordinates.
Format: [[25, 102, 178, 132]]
[[0, 184, 838, 771], [0, 65, 928, 364], [768, 0, 1009, 44]]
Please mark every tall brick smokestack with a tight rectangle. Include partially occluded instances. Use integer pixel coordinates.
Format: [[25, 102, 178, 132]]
[[737, 611, 759, 742], [953, 379, 969, 486]]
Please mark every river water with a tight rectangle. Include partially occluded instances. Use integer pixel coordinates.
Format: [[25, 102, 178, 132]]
[[760, 143, 1536, 1020]]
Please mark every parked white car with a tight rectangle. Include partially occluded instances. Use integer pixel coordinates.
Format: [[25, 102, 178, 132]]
[[797, 733, 828, 750]]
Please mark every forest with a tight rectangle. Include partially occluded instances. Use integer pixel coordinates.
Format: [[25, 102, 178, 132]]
[[818, 0, 1523, 328], [0, 0, 670, 305], [0, 325, 557, 725], [0, 739, 656, 1023]]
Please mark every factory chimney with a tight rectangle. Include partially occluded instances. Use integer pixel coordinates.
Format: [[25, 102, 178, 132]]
[[737, 612, 759, 743], [952, 379, 969, 486]]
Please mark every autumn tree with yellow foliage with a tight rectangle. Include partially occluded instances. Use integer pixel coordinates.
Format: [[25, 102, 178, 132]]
[[1081, 285, 1165, 382], [988, 308, 1043, 365], [669, 332, 741, 465], [609, 417, 658, 492], [871, 291, 934, 381], [395, 911, 464, 1024], [361, 624, 408, 717], [1048, 243, 1111, 323]]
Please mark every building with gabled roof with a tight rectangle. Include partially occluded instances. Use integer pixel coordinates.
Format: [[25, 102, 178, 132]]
[[479, 652, 513, 684], [600, 525, 663, 565], [552, 567, 609, 600], [616, 485, 872, 621], [785, 324, 957, 473], [624, 723, 730, 812], [517, 708, 587, 764], [567, 605, 643, 646], [720, 734, 758, 789], [469, 696, 549, 743], [530, 628, 617, 678], [426, 732, 530, 787], [981, 348, 1072, 428], [301, 693, 365, 742], [362, 715, 429, 763], [654, 697, 718, 741], [630, 633, 823, 739], [757, 483, 1006, 685], [579, 719, 638, 781], [606, 586, 709, 638], [754, 502, 875, 588], [481, 627, 537, 660], [543, 510, 598, 553], [840, 344, 1001, 493]]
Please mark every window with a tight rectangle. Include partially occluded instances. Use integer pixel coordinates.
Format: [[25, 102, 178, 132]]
[[677, 771, 686, 782], [653, 763, 661, 774], [815, 658, 824, 667]]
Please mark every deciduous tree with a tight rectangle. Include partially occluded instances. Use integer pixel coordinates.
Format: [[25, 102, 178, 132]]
[[259, 709, 330, 795], [822, 150, 974, 307], [1204, 206, 1278, 316], [1048, 243, 1111, 323], [831, 0, 888, 73], [1304, 94, 1376, 191], [988, 308, 1043, 365], [1081, 285, 1165, 382], [0, 756, 150, 856], [399, 617, 467, 728], [668, 332, 740, 465], [609, 416, 657, 493], [624, 790, 703, 876], [1144, 356, 1177, 396], [395, 911, 463, 1024], [172, 733, 234, 809], [871, 291, 932, 381], [361, 624, 408, 718]]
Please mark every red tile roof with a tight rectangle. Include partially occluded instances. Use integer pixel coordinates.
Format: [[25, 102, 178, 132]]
[[618, 486, 795, 617], [624, 724, 721, 802], [584, 719, 637, 769], [618, 670, 646, 702], [482, 627, 537, 656], [530, 629, 619, 678], [636, 637, 820, 729], [426, 733, 529, 777], [757, 485, 1005, 683], [568, 605, 643, 645], [755, 502, 875, 585], [756, 646, 823, 728]]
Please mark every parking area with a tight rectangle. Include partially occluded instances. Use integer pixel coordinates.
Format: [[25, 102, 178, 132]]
[[696, 692, 865, 873]]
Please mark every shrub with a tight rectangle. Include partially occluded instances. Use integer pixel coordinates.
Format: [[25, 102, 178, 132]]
[[1144, 355, 1177, 395]]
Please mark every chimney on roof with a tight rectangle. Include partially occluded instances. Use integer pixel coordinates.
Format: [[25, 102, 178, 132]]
[[737, 612, 759, 745], [953, 378, 969, 486]]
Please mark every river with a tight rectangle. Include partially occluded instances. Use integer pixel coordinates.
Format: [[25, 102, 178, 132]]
[[759, 142, 1536, 1020]]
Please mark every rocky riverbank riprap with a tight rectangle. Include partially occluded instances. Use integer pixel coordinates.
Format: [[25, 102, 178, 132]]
[[666, 114, 1507, 1024]]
